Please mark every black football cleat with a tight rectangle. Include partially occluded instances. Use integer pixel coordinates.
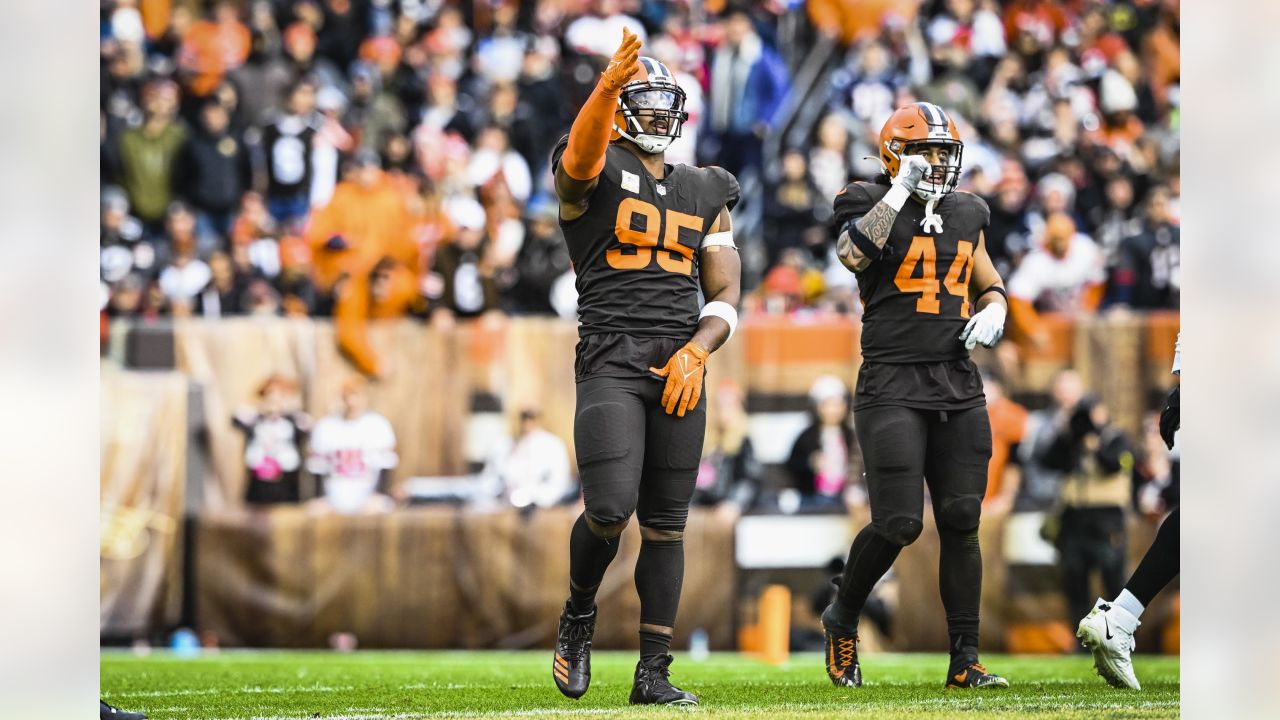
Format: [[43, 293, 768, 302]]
[[101, 699, 147, 719], [552, 601, 597, 699], [629, 654, 698, 706], [820, 604, 863, 688], [945, 661, 1010, 690]]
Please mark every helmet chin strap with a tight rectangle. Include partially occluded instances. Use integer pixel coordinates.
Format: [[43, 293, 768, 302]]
[[915, 182, 946, 232], [614, 124, 672, 154], [921, 197, 944, 233]]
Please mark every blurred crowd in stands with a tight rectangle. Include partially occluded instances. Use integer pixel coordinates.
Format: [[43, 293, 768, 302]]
[[100, 0, 1178, 372]]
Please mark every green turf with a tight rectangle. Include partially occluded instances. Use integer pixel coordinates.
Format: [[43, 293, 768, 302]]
[[102, 650, 1179, 719]]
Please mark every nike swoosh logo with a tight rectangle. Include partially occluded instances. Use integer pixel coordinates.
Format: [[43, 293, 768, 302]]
[[1104, 615, 1113, 640], [677, 354, 698, 381]]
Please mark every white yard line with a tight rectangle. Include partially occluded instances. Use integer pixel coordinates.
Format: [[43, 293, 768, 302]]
[[110, 685, 356, 698]]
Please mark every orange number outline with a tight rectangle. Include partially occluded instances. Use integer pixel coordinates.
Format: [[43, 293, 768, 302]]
[[894, 235, 941, 314], [659, 209, 703, 275], [608, 197, 660, 270], [894, 236, 975, 317], [943, 240, 975, 319], [610, 199, 703, 276]]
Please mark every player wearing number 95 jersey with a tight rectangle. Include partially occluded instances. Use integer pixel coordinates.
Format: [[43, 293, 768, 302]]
[[820, 103, 1011, 692], [548, 29, 741, 708]]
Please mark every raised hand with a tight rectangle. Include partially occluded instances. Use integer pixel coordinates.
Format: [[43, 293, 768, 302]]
[[601, 28, 642, 94], [894, 154, 932, 193]]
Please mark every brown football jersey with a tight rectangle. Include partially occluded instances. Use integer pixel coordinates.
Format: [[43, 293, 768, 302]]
[[834, 181, 991, 410], [552, 135, 739, 380]]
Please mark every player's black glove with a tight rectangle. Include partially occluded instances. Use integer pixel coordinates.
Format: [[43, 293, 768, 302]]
[[1158, 385, 1179, 450]]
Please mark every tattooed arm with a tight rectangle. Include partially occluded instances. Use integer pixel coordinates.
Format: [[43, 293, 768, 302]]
[[836, 201, 902, 272], [834, 155, 932, 273]]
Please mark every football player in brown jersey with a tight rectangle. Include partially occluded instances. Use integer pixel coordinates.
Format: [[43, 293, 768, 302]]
[[548, 29, 741, 707], [822, 103, 1011, 690]]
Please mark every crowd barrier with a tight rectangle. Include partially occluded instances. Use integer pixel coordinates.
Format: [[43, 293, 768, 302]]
[[193, 505, 736, 650], [101, 313, 1179, 647]]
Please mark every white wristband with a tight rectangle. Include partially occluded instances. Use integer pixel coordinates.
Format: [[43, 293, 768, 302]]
[[700, 300, 738, 341], [702, 231, 736, 249], [883, 183, 911, 212]]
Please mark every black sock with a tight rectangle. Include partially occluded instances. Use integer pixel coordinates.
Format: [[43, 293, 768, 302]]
[[568, 513, 621, 614], [832, 524, 904, 629], [1126, 507, 1179, 607], [639, 628, 673, 661], [635, 535, 683, 661], [938, 525, 982, 665]]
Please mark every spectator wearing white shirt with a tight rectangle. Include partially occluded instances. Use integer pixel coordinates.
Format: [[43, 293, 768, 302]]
[[466, 125, 532, 203], [306, 377, 399, 514], [1008, 212, 1105, 314], [156, 204, 211, 316], [488, 408, 574, 510], [563, 2, 647, 59]]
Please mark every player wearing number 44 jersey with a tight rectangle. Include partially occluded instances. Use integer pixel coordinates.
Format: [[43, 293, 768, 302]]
[[548, 29, 741, 708], [822, 103, 1011, 691]]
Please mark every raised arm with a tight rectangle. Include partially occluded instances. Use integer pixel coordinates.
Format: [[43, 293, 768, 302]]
[[554, 29, 641, 220], [649, 206, 741, 417]]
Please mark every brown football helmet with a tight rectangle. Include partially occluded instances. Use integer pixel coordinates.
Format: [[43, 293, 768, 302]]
[[610, 57, 689, 154], [878, 102, 964, 200]]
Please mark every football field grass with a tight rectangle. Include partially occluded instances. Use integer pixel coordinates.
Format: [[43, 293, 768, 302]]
[[102, 650, 1179, 719]]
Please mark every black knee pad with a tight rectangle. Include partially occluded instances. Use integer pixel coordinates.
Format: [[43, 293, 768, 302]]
[[584, 511, 632, 539], [881, 516, 924, 546], [937, 495, 982, 533]]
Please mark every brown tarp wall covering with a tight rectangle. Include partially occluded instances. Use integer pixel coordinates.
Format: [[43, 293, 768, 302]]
[[194, 506, 736, 650], [100, 368, 188, 636]]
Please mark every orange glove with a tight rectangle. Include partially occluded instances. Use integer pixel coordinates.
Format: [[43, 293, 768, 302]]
[[561, 29, 641, 181], [601, 28, 642, 93], [649, 341, 709, 417]]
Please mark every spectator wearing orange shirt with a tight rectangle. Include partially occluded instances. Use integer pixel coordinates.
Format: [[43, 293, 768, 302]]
[[1003, 0, 1068, 57], [334, 256, 423, 377], [178, 1, 251, 98], [807, 0, 918, 46], [307, 150, 421, 375], [982, 372, 1028, 515], [305, 149, 418, 302]]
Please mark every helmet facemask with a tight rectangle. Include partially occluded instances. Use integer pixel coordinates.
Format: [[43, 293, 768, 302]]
[[903, 139, 963, 202], [615, 81, 689, 155]]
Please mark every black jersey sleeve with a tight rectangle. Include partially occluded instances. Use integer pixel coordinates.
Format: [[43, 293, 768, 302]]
[[832, 182, 885, 226], [964, 192, 992, 231], [550, 134, 571, 172], [705, 166, 741, 211]]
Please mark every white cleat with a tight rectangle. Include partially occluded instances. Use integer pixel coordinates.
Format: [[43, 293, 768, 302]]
[[1076, 598, 1141, 690]]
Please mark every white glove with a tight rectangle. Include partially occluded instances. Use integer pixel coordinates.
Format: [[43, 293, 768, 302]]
[[893, 154, 932, 193], [959, 302, 1006, 350]]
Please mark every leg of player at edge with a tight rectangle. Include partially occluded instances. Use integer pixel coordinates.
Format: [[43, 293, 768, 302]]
[[823, 102, 1014, 690], [549, 27, 741, 706], [1078, 348, 1181, 691]]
